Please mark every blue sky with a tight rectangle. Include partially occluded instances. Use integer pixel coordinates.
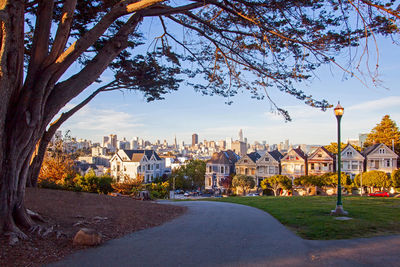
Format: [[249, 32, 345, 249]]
[[59, 20, 400, 146]]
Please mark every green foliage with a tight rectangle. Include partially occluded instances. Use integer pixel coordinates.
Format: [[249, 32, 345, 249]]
[[354, 171, 391, 189], [232, 174, 256, 195], [260, 175, 292, 196], [392, 169, 400, 188], [320, 172, 350, 186], [73, 169, 114, 194], [364, 115, 400, 154], [144, 181, 170, 199], [169, 160, 206, 190]]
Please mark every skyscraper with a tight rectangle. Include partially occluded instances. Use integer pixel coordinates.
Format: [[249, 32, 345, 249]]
[[192, 133, 198, 147], [239, 129, 243, 142]]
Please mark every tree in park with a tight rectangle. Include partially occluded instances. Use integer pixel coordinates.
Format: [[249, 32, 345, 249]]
[[1, 1, 399, 241], [169, 160, 206, 190], [232, 174, 256, 196], [364, 115, 400, 154], [354, 171, 391, 191], [294, 175, 323, 195], [392, 169, 400, 189], [260, 175, 292, 196]]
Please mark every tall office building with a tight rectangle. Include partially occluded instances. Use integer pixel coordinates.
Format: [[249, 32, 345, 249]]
[[102, 136, 109, 147], [359, 133, 368, 148], [192, 133, 198, 147], [238, 129, 243, 142], [109, 134, 117, 149], [226, 137, 232, 149]]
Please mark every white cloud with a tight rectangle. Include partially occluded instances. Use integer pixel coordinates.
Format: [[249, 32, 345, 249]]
[[59, 104, 146, 141], [347, 96, 400, 112]]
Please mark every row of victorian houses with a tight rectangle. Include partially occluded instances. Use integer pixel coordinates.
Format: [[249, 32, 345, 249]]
[[205, 143, 399, 192]]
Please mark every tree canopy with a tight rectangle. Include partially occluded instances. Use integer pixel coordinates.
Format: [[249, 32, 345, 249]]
[[232, 174, 256, 195], [260, 175, 292, 196], [1, 0, 400, 240], [364, 115, 400, 154]]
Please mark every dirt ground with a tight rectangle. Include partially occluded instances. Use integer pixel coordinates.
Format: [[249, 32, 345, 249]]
[[0, 188, 186, 267]]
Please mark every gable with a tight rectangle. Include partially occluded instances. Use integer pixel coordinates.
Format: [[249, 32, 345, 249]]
[[237, 154, 255, 165], [366, 143, 398, 158], [282, 149, 306, 162], [308, 147, 333, 161], [341, 145, 364, 160], [257, 153, 278, 164]]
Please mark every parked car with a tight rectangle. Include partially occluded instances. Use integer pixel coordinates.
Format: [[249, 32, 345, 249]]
[[247, 193, 259, 197], [183, 192, 190, 197], [368, 191, 389, 197]]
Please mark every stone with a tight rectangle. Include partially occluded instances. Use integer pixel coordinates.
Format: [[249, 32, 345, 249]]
[[139, 190, 151, 200], [73, 228, 102, 246]]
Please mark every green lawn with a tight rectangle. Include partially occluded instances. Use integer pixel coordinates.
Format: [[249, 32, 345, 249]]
[[202, 196, 400, 240]]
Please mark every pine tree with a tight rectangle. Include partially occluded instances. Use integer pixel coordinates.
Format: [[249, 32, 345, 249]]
[[364, 115, 400, 154]]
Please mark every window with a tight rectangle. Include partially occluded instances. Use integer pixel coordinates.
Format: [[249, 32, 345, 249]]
[[346, 151, 353, 156], [351, 162, 359, 170], [117, 165, 120, 172], [269, 166, 275, 174], [147, 165, 150, 170], [379, 148, 385, 154], [264, 158, 269, 162], [244, 159, 248, 163], [208, 178, 212, 186], [310, 163, 315, 170], [124, 166, 126, 171], [317, 153, 322, 158], [156, 164, 159, 169], [209, 166, 212, 173], [386, 159, 391, 167], [245, 168, 248, 175], [221, 166, 224, 173], [251, 169, 255, 175]]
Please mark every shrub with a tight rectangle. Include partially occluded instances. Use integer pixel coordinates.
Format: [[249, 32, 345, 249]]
[[73, 170, 114, 194], [392, 169, 400, 188]]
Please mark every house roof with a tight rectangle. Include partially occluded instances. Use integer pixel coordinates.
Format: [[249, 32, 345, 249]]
[[362, 143, 381, 156], [308, 146, 334, 159], [293, 148, 307, 160], [342, 144, 364, 158], [122, 149, 162, 162], [248, 152, 261, 163], [268, 150, 283, 162], [208, 150, 239, 165]]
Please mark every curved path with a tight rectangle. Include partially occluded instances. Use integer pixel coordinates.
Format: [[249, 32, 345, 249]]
[[51, 201, 400, 267]]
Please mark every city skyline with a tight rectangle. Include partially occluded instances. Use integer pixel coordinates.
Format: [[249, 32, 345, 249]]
[[59, 33, 400, 146]]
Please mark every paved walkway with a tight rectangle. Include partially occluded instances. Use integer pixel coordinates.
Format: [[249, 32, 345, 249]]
[[50, 201, 400, 267]]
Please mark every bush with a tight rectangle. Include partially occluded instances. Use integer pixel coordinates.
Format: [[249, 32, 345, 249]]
[[392, 169, 400, 188], [73, 170, 114, 194]]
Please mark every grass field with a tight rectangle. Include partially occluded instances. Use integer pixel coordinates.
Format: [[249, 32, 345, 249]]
[[202, 196, 400, 240]]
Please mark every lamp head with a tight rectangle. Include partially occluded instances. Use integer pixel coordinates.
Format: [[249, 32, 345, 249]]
[[334, 102, 344, 117]]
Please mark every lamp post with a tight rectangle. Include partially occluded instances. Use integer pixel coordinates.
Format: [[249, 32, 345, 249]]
[[331, 102, 348, 215]]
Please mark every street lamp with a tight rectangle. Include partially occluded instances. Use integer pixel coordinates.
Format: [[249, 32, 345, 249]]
[[331, 102, 348, 215]]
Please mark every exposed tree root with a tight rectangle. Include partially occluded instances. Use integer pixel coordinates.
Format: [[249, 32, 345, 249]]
[[27, 209, 46, 223]]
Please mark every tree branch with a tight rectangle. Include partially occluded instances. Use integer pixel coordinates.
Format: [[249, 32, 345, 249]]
[[44, 13, 143, 124], [25, 0, 54, 85], [44, 0, 77, 67]]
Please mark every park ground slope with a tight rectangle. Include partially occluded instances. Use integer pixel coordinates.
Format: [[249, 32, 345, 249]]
[[0, 188, 186, 266]]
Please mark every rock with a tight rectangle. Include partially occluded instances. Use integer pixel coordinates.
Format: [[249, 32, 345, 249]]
[[8, 235, 19, 246], [139, 190, 151, 200], [92, 216, 108, 222], [73, 220, 89, 227], [73, 228, 102, 246]]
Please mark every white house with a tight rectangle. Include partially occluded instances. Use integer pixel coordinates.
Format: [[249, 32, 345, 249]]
[[110, 149, 165, 183], [363, 143, 398, 174], [341, 144, 364, 179]]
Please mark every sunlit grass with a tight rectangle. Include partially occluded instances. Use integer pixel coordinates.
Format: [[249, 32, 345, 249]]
[[201, 196, 400, 240]]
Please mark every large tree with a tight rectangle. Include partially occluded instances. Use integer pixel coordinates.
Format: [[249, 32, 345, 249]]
[[0, 0, 399, 241], [364, 115, 400, 154]]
